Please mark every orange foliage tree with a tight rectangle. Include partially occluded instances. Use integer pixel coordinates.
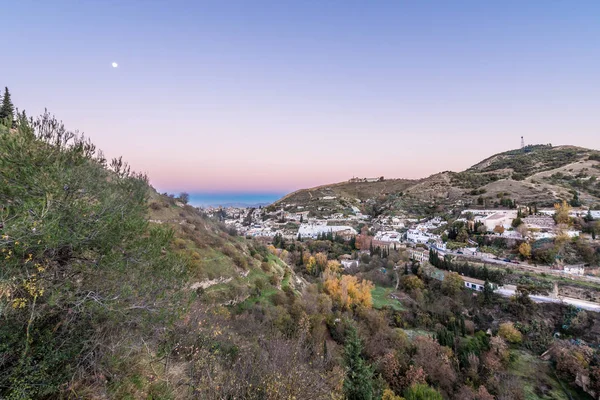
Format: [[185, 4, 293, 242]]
[[324, 274, 374, 310]]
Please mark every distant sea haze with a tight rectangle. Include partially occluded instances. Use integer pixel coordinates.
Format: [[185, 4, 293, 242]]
[[188, 193, 284, 208]]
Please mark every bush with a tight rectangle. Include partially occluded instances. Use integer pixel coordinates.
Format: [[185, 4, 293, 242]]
[[404, 384, 443, 400], [0, 112, 189, 398], [498, 322, 522, 344]]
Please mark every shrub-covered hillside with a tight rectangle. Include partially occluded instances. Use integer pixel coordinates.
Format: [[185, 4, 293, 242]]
[[0, 109, 303, 398]]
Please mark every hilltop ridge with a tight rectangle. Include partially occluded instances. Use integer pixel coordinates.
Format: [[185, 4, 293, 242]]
[[274, 144, 600, 217]]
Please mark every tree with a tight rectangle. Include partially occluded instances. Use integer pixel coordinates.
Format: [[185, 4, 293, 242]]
[[483, 279, 495, 304], [511, 217, 522, 228], [456, 228, 469, 243], [516, 223, 529, 238], [554, 200, 572, 225], [493, 225, 505, 235], [382, 389, 404, 400], [178, 192, 189, 204], [343, 326, 374, 400], [569, 191, 582, 207], [401, 275, 425, 291], [518, 242, 531, 259], [324, 275, 373, 309], [0, 87, 15, 126], [498, 322, 522, 344], [442, 272, 464, 296]]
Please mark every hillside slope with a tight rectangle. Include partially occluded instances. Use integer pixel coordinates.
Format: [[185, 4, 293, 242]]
[[275, 145, 600, 217], [0, 114, 306, 398]]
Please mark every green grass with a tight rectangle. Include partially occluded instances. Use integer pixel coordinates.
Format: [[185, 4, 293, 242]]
[[371, 285, 405, 311]]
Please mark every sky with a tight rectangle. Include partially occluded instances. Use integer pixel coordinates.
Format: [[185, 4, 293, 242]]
[[3, 1, 599, 199]]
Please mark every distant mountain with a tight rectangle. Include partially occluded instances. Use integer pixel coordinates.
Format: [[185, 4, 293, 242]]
[[273, 145, 600, 217]]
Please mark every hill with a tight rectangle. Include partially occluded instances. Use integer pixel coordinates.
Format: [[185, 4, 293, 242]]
[[0, 113, 308, 398], [274, 145, 600, 217]]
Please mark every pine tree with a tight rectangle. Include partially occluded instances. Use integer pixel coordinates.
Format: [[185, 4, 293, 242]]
[[483, 279, 494, 304], [0, 87, 15, 126], [343, 327, 374, 400]]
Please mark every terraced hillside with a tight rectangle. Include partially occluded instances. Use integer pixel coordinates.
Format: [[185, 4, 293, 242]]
[[275, 145, 600, 217]]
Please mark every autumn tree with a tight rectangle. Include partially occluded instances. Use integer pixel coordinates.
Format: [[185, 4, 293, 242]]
[[493, 225, 505, 235], [356, 226, 373, 250], [518, 242, 531, 259], [554, 200, 572, 225], [343, 326, 374, 400], [324, 275, 373, 309], [382, 389, 404, 400], [498, 322, 522, 344], [306, 256, 317, 275], [315, 252, 328, 272]]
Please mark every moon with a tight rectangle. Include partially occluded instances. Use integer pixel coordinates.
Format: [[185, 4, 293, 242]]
[[112, 62, 118, 68]]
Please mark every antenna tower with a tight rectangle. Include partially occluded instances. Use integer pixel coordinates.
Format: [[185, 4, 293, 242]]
[[521, 136, 525, 149]]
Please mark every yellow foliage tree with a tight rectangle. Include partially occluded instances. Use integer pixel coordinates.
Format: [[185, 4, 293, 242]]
[[324, 275, 373, 310], [326, 260, 341, 275], [518, 242, 531, 258], [498, 322, 522, 344], [306, 256, 317, 275], [382, 389, 404, 400], [302, 251, 311, 266], [554, 200, 572, 225], [315, 252, 328, 271]]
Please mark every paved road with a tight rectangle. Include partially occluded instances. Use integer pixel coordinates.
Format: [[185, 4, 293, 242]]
[[496, 285, 600, 312]]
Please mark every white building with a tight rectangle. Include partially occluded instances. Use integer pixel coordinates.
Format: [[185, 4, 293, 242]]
[[475, 210, 517, 232], [374, 231, 403, 243], [407, 229, 433, 244], [297, 223, 357, 239], [409, 248, 429, 262]]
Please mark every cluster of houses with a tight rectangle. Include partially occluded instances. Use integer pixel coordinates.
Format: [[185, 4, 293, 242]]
[[297, 223, 357, 239]]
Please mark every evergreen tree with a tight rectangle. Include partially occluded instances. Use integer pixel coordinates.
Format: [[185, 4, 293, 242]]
[[0, 87, 15, 126], [483, 279, 494, 304], [343, 327, 374, 400], [585, 209, 594, 222]]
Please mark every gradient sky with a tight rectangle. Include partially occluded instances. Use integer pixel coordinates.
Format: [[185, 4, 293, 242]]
[[3, 1, 599, 195]]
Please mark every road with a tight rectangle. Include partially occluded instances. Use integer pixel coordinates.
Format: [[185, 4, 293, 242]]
[[495, 284, 600, 312], [428, 245, 600, 312], [430, 245, 600, 284]]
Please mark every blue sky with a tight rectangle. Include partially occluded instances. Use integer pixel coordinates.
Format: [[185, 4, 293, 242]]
[[3, 1, 599, 195]]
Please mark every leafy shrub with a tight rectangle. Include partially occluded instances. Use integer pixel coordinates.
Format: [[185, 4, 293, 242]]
[[0, 112, 188, 397]]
